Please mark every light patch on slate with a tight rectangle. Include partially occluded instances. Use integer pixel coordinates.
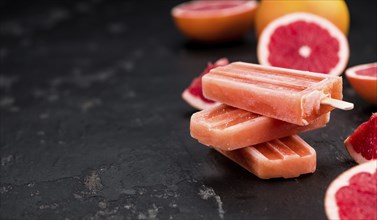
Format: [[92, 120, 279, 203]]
[[119, 60, 134, 72], [30, 190, 40, 197], [44, 8, 71, 28], [39, 113, 50, 119], [0, 185, 12, 194], [0, 21, 24, 36], [84, 171, 103, 194], [199, 185, 225, 219], [0, 75, 18, 91], [92, 205, 121, 220], [121, 188, 136, 195], [108, 23, 126, 34], [80, 98, 102, 112], [49, 69, 115, 89], [137, 204, 159, 220], [1, 155, 13, 166], [0, 96, 15, 108], [39, 203, 58, 210], [334, 150, 348, 163]]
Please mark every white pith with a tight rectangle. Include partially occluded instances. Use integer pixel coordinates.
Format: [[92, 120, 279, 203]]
[[257, 12, 349, 76], [182, 89, 219, 110], [299, 45, 312, 58], [345, 62, 377, 80], [344, 138, 369, 164]]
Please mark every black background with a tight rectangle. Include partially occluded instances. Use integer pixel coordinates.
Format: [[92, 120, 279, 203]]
[[1, 0, 376, 219]]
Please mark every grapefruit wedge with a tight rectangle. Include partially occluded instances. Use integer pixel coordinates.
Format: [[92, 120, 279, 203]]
[[257, 13, 349, 76], [171, 0, 258, 43], [344, 113, 377, 164], [346, 62, 377, 105], [182, 58, 229, 110], [324, 160, 377, 220]]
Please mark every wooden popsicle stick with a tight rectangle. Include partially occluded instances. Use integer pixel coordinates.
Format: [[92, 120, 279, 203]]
[[321, 98, 354, 110]]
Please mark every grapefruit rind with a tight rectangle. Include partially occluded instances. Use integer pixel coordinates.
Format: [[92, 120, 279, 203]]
[[254, 0, 350, 37], [257, 12, 349, 76], [172, 0, 258, 18], [182, 58, 229, 110], [182, 89, 219, 110], [344, 138, 370, 164], [343, 113, 377, 164], [324, 160, 377, 220], [345, 62, 377, 105], [171, 0, 258, 42]]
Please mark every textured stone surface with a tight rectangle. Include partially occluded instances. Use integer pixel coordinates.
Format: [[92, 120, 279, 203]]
[[0, 0, 376, 219]]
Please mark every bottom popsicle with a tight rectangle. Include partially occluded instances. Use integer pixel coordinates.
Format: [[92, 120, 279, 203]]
[[214, 135, 316, 179]]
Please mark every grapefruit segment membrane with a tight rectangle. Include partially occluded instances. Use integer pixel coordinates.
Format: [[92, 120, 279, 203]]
[[182, 58, 229, 110], [345, 62, 377, 105], [324, 160, 377, 220], [344, 113, 377, 164], [257, 13, 349, 76]]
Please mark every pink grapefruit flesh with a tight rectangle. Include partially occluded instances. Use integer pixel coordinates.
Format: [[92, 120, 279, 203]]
[[257, 12, 349, 76], [324, 160, 377, 220], [344, 113, 377, 164], [182, 58, 229, 110]]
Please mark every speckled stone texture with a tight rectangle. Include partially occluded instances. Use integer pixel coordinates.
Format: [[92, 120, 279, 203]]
[[0, 0, 376, 219]]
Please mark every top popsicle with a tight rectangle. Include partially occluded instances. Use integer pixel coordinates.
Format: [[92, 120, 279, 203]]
[[202, 62, 353, 126]]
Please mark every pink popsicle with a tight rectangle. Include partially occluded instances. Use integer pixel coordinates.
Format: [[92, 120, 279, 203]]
[[191, 104, 330, 150], [202, 62, 348, 125], [215, 135, 316, 179]]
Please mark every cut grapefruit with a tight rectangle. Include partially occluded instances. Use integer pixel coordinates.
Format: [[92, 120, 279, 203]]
[[324, 160, 377, 220], [171, 0, 258, 43], [257, 13, 349, 76], [346, 62, 377, 105], [182, 58, 229, 110], [344, 113, 377, 164], [254, 0, 350, 37]]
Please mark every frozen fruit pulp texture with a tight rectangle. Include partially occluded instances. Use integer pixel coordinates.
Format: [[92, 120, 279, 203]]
[[203, 62, 342, 125], [215, 135, 316, 179], [190, 104, 330, 150]]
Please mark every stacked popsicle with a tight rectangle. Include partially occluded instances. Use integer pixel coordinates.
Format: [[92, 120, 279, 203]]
[[190, 62, 353, 179]]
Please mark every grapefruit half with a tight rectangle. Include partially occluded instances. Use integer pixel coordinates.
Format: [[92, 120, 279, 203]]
[[254, 0, 350, 37], [171, 0, 258, 43], [182, 58, 229, 110], [324, 160, 377, 220], [345, 62, 377, 105], [344, 113, 377, 164], [257, 13, 349, 76]]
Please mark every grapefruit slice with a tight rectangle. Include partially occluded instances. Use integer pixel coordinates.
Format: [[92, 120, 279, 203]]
[[182, 58, 229, 110], [344, 113, 377, 164], [346, 62, 377, 105], [257, 12, 349, 76], [171, 0, 258, 43], [324, 160, 377, 220]]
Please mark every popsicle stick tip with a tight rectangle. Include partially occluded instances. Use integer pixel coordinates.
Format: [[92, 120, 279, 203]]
[[321, 98, 354, 110]]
